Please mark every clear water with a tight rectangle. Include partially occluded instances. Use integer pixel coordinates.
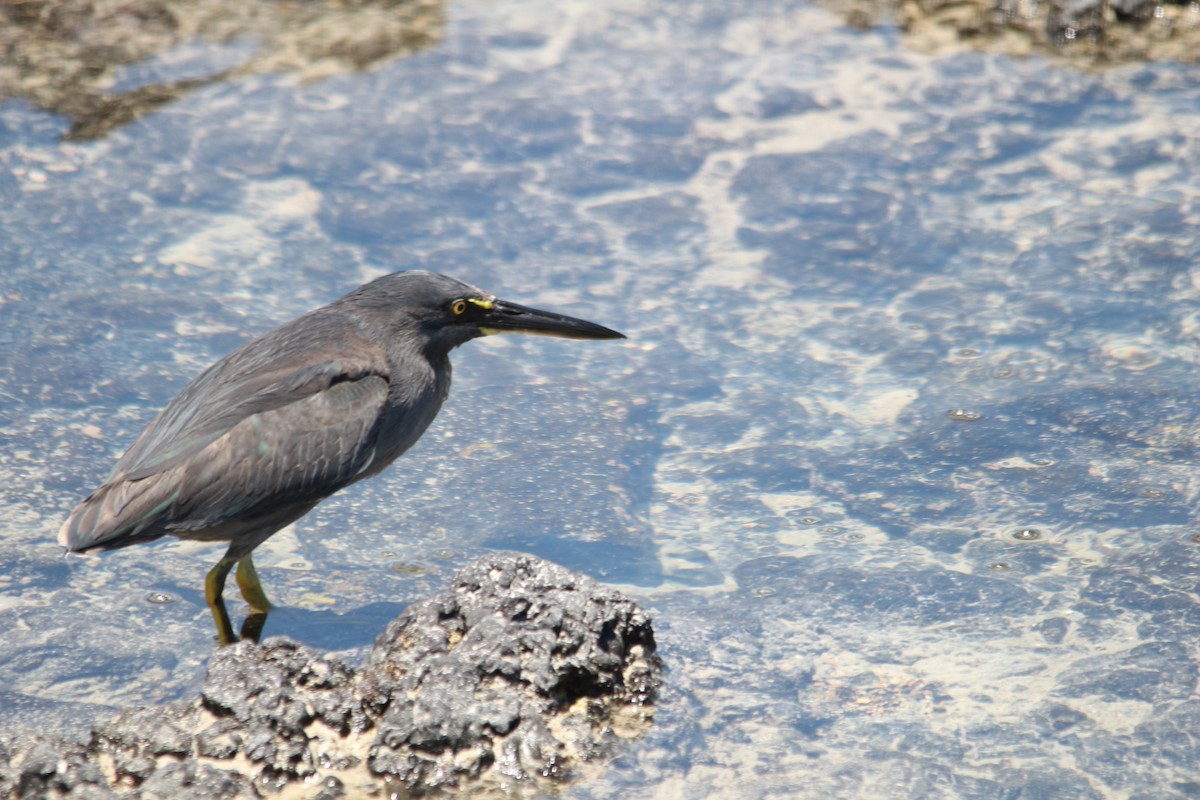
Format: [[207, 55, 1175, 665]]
[[2, 0, 1199, 796]]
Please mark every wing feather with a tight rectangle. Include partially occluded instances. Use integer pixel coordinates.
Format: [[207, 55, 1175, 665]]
[[167, 375, 390, 530], [59, 312, 395, 553], [113, 309, 388, 482]]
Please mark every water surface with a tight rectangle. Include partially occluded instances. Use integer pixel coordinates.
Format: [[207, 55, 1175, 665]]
[[2, 0, 1199, 796]]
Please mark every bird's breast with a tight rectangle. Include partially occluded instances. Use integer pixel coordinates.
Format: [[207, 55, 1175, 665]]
[[356, 355, 451, 479]]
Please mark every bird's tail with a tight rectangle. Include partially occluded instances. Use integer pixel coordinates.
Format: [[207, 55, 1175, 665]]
[[58, 477, 180, 554]]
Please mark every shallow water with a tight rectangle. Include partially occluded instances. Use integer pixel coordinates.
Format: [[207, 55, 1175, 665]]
[[2, 0, 1200, 796]]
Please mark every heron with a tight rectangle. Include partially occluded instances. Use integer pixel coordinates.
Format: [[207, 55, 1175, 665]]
[[59, 271, 624, 644]]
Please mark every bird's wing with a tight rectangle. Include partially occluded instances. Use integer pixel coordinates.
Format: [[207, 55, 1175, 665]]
[[166, 371, 391, 530], [116, 348, 385, 482], [60, 331, 396, 552]]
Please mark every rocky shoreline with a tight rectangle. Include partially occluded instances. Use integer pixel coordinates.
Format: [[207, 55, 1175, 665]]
[[0, 554, 661, 799]]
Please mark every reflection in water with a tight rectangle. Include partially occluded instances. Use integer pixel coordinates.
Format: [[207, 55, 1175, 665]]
[[0, 0, 444, 139]]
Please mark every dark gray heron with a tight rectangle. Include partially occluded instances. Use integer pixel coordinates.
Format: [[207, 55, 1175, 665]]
[[59, 271, 624, 644]]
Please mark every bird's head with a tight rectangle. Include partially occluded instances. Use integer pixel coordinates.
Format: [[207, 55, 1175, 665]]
[[343, 270, 625, 354]]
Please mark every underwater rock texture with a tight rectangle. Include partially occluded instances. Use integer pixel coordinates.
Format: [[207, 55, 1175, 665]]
[[0, 0, 444, 139], [821, 0, 1200, 62]]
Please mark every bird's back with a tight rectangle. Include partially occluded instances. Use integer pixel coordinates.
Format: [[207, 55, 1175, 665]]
[[59, 305, 445, 554]]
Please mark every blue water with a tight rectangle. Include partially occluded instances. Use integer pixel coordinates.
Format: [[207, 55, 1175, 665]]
[[2, 0, 1200, 796]]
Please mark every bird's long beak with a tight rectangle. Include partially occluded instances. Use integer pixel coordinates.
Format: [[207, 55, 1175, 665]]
[[480, 299, 625, 340]]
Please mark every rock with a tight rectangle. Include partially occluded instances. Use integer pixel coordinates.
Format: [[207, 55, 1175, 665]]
[[0, 553, 661, 798], [359, 554, 661, 792], [198, 639, 366, 783], [136, 762, 257, 800], [832, 0, 1200, 64], [0, 0, 446, 140]]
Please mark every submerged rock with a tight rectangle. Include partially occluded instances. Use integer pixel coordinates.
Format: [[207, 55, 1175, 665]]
[[0, 0, 445, 140], [818, 0, 1200, 63], [0, 553, 661, 799]]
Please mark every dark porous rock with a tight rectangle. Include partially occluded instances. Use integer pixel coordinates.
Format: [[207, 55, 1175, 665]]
[[0, 553, 661, 799], [94, 704, 195, 765], [817, 0, 1200, 64], [136, 761, 258, 800], [359, 553, 661, 794], [199, 638, 367, 784], [0, 734, 115, 800]]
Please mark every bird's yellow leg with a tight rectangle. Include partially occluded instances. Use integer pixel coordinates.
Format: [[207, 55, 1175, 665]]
[[235, 555, 271, 644], [205, 558, 238, 646], [235, 554, 272, 615]]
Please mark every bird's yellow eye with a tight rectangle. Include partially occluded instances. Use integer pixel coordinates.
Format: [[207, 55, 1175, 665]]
[[451, 299, 468, 316]]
